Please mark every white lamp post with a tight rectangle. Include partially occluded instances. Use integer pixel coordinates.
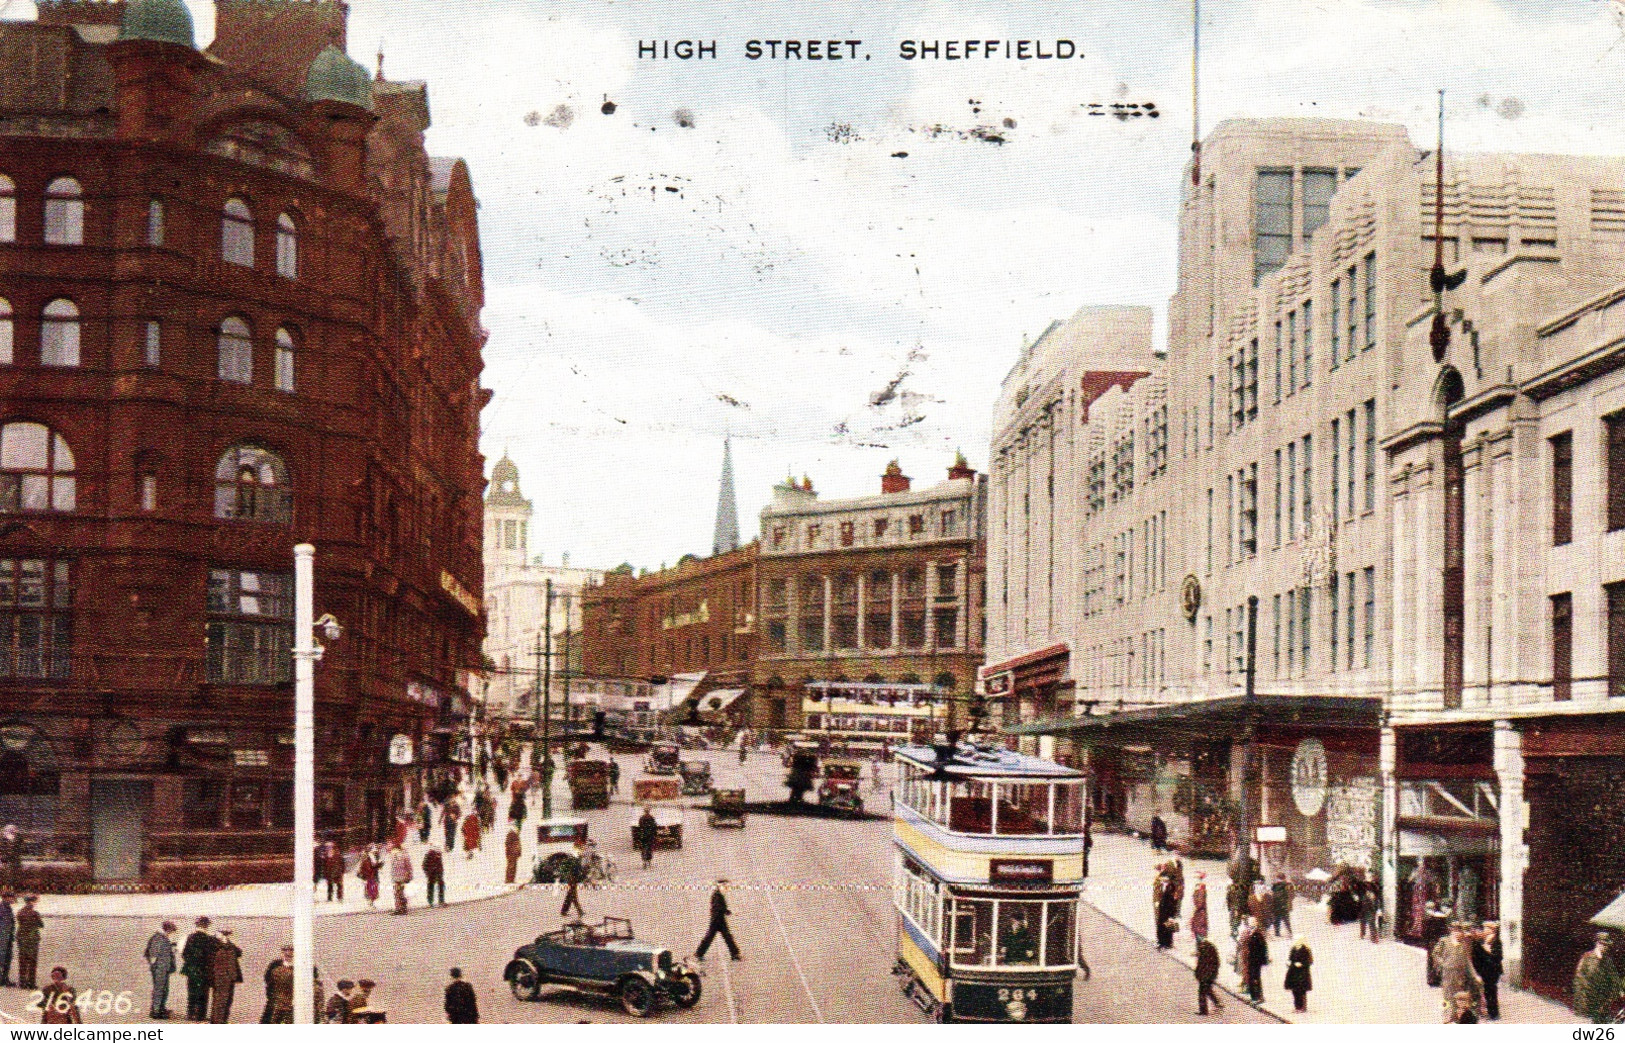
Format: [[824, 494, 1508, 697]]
[[291, 545, 341, 1025]]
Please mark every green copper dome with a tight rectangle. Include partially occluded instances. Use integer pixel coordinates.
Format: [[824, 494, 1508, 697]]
[[118, 0, 196, 48], [305, 46, 375, 112]]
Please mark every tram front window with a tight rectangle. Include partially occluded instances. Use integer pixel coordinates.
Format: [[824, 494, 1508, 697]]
[[1052, 780, 1083, 833], [1044, 901, 1075, 966], [951, 900, 993, 966], [994, 783, 1051, 835], [997, 901, 1043, 965]]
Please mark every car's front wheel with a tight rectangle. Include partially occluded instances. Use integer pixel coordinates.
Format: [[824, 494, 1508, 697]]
[[619, 976, 656, 1017], [509, 962, 541, 1002], [670, 972, 702, 1009]]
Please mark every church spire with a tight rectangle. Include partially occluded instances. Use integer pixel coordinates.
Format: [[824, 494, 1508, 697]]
[[712, 436, 740, 556]]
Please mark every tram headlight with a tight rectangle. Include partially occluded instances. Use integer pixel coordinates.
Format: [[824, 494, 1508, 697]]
[[1005, 998, 1028, 1021]]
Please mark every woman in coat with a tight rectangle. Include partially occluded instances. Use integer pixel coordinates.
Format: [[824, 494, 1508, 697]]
[[461, 808, 482, 859], [1190, 872, 1211, 940], [1284, 937, 1313, 1011], [357, 845, 382, 907]]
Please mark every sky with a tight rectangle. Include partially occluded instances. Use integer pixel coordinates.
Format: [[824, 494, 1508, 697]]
[[30, 0, 1625, 571]]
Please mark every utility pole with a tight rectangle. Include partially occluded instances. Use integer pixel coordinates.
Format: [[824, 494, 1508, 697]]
[[291, 545, 316, 1025], [1237, 595, 1259, 870], [530, 629, 543, 786], [541, 578, 554, 819], [561, 593, 573, 731]]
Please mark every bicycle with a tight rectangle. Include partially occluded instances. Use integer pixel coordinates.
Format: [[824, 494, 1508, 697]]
[[580, 842, 616, 886]]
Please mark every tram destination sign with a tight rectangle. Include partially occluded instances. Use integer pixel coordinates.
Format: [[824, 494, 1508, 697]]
[[989, 858, 1054, 884]]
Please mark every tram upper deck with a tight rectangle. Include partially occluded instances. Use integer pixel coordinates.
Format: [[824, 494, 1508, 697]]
[[892, 743, 1086, 884]]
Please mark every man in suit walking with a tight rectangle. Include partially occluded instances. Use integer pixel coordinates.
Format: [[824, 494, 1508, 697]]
[[14, 895, 41, 990], [443, 967, 478, 1024], [143, 921, 177, 1019], [695, 879, 741, 961], [179, 917, 216, 1021]]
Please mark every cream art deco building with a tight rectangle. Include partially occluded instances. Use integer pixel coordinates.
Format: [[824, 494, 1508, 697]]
[[994, 117, 1625, 999]]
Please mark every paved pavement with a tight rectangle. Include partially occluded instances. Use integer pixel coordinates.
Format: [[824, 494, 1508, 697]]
[[0, 750, 1271, 1025], [1082, 829, 1576, 1025]]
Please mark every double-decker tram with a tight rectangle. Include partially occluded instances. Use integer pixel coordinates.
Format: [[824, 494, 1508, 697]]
[[891, 740, 1086, 1023]]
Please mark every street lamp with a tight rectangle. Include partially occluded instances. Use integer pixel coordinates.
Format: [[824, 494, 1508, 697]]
[[292, 546, 341, 1026]]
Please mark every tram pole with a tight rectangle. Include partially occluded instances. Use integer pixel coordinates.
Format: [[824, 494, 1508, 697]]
[[1237, 595, 1259, 872]]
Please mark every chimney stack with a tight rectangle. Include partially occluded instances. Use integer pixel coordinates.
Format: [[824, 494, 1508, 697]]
[[881, 460, 911, 494]]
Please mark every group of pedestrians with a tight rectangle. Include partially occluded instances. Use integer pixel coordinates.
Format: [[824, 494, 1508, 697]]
[[0, 891, 43, 990], [1430, 919, 1506, 1023]]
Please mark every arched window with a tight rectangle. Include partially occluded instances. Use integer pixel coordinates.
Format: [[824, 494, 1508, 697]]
[[0, 298, 11, 366], [217, 316, 252, 384], [274, 327, 295, 392], [41, 299, 80, 367], [275, 213, 298, 278], [214, 445, 291, 523], [0, 421, 76, 512], [44, 177, 84, 246], [0, 175, 14, 243], [221, 197, 254, 267]]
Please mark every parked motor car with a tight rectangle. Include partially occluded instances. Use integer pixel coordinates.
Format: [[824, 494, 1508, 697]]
[[504, 917, 702, 1017], [645, 742, 681, 775], [818, 761, 865, 814]]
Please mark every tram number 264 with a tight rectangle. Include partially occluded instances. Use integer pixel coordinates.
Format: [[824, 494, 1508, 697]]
[[997, 988, 1041, 1003]]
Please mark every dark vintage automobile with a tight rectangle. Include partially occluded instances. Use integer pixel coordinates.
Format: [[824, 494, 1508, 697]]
[[645, 742, 681, 775], [818, 761, 865, 814], [504, 917, 702, 1017], [707, 788, 746, 828], [679, 759, 712, 796]]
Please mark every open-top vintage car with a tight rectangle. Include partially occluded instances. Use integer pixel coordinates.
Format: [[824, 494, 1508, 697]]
[[679, 759, 712, 796], [818, 761, 865, 814], [504, 917, 702, 1017], [645, 742, 681, 775]]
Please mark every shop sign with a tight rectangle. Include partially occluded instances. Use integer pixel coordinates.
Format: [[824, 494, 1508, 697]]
[[388, 734, 415, 765], [1291, 738, 1329, 817], [1180, 574, 1202, 620], [1255, 825, 1288, 843], [989, 858, 1053, 884], [439, 570, 480, 617]]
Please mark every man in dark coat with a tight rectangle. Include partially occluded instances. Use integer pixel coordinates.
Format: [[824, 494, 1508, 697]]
[[1473, 922, 1504, 1020], [1284, 937, 1313, 1011], [504, 827, 522, 884], [695, 879, 741, 960], [423, 846, 446, 907], [635, 808, 657, 869], [443, 799, 462, 852], [15, 895, 42, 990], [1358, 879, 1380, 941], [1194, 936, 1223, 1015], [1150, 813, 1168, 851], [1155, 867, 1180, 949], [207, 927, 243, 1024], [1242, 916, 1268, 1003], [179, 917, 215, 1021], [143, 921, 177, 1019], [324, 980, 356, 1025], [260, 945, 294, 1023], [0, 890, 14, 987], [560, 849, 585, 919], [443, 967, 478, 1024], [1271, 874, 1294, 937]]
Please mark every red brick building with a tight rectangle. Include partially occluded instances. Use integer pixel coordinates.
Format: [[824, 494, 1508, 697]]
[[580, 545, 759, 716], [0, 0, 487, 888]]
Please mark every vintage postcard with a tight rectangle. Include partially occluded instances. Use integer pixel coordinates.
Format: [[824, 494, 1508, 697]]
[[0, 0, 1621, 1032]]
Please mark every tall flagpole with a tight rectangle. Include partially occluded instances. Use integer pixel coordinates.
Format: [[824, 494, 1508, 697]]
[[1191, 0, 1201, 185]]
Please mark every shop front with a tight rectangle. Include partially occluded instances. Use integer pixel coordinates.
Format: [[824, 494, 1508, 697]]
[[1391, 725, 1500, 949], [981, 643, 1070, 758], [1007, 695, 1381, 863], [1521, 713, 1625, 1001]]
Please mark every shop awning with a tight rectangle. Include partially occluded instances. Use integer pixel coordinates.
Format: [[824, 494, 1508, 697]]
[[1003, 694, 1382, 738], [1592, 891, 1625, 932]]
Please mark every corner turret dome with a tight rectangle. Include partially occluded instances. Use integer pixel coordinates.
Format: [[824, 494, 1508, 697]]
[[305, 45, 375, 111], [118, 0, 196, 48]]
